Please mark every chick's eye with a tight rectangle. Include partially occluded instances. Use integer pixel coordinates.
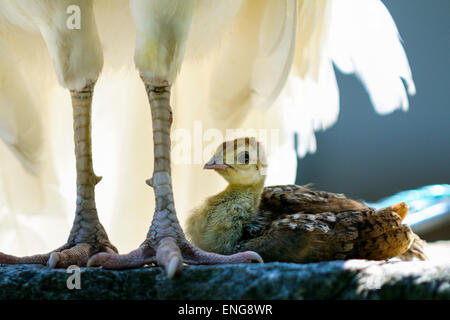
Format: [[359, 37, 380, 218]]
[[238, 152, 250, 164]]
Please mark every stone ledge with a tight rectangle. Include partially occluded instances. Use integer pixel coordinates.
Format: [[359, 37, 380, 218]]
[[0, 257, 448, 300]]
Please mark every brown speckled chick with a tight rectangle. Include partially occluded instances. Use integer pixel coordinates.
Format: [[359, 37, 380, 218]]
[[186, 137, 426, 263]]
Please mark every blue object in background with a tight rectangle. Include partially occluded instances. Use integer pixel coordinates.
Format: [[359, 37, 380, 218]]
[[367, 184, 450, 235]]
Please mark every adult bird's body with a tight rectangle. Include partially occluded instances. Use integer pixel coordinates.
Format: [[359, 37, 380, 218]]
[[0, 1, 415, 276]]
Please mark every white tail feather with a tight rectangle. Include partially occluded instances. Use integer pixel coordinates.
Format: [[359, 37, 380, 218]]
[[328, 0, 415, 114], [0, 40, 42, 173]]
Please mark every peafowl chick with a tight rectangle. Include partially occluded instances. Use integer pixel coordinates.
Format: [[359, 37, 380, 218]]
[[186, 137, 427, 263]]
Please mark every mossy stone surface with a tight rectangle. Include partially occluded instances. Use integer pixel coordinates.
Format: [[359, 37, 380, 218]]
[[0, 259, 448, 300]]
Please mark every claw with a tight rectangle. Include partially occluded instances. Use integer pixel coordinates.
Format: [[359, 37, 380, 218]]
[[95, 175, 103, 185], [244, 251, 264, 264], [47, 252, 59, 268], [229, 251, 264, 264], [166, 255, 182, 279], [87, 252, 110, 268], [156, 237, 183, 277]]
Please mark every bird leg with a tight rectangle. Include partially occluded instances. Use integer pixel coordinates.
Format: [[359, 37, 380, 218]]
[[88, 81, 262, 278], [0, 82, 117, 268]]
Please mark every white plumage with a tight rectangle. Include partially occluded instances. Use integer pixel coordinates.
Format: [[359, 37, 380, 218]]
[[0, 0, 414, 256]]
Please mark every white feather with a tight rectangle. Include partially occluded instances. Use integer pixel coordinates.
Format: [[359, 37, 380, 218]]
[[0, 39, 42, 171], [328, 0, 415, 114], [0, 0, 103, 90], [278, 0, 416, 159]]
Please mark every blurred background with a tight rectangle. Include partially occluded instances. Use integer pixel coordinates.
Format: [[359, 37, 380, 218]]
[[296, 0, 450, 241]]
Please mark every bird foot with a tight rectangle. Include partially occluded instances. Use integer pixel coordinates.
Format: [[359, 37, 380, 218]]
[[88, 236, 263, 278], [0, 233, 117, 268], [48, 241, 118, 268]]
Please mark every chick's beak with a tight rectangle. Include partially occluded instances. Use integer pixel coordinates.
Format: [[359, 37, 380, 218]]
[[203, 155, 231, 171]]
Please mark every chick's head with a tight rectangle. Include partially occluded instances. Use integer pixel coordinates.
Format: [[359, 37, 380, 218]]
[[204, 137, 267, 186]]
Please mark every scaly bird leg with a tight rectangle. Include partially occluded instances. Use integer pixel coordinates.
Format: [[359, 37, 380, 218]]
[[88, 81, 262, 278], [0, 82, 117, 268]]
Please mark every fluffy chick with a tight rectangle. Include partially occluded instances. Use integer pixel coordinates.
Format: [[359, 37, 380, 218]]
[[186, 137, 427, 262], [187, 137, 266, 255]]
